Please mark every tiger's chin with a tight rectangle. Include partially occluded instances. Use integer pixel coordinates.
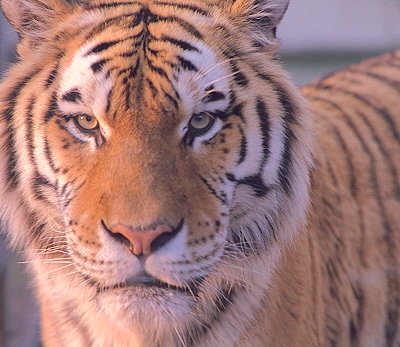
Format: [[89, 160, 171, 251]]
[[96, 283, 197, 339]]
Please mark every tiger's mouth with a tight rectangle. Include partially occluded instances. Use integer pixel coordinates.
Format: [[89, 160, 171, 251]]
[[94, 272, 201, 296]]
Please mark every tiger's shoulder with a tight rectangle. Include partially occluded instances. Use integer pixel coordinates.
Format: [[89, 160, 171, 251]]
[[239, 50, 400, 346]]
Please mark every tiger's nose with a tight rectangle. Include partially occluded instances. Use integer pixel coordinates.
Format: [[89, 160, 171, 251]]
[[109, 223, 174, 256]]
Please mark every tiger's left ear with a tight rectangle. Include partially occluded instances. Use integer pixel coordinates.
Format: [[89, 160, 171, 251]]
[[1, 0, 84, 56], [222, 0, 289, 47], [1, 0, 81, 35]]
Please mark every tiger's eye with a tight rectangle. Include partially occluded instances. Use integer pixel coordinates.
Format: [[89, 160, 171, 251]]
[[76, 114, 99, 131], [190, 112, 214, 130]]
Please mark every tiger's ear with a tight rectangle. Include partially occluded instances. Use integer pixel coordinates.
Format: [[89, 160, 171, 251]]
[[0, 0, 79, 39], [222, 0, 289, 47]]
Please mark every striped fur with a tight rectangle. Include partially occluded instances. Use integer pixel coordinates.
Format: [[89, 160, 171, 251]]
[[0, 0, 399, 346]]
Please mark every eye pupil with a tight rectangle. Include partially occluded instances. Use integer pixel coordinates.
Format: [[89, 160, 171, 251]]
[[190, 112, 214, 130], [76, 114, 99, 131]]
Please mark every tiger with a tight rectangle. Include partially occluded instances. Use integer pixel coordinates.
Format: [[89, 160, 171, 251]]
[[0, 0, 399, 345]]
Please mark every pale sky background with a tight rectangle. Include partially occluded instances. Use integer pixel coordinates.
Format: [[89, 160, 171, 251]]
[[279, 0, 400, 53]]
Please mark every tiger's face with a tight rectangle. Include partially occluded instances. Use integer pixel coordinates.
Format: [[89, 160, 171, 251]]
[[54, 4, 237, 322], [1, 0, 312, 341]]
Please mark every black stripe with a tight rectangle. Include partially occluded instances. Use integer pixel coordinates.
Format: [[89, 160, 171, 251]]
[[25, 96, 58, 201], [25, 98, 36, 164], [87, 31, 144, 55], [146, 78, 158, 97], [326, 159, 339, 187], [118, 58, 141, 80], [129, 58, 141, 78], [32, 173, 57, 202], [62, 89, 82, 103], [314, 96, 400, 200], [147, 47, 161, 57], [203, 91, 225, 103], [120, 50, 137, 58], [226, 224, 253, 255], [146, 59, 168, 78], [43, 52, 64, 88], [315, 99, 400, 346], [387, 61, 400, 70], [86, 40, 120, 55], [147, 13, 203, 40], [2, 70, 41, 122], [203, 85, 225, 103], [4, 130, 19, 189], [198, 175, 227, 204], [237, 125, 247, 164], [106, 89, 113, 114], [230, 62, 248, 87], [43, 138, 60, 173], [85, 13, 140, 40], [256, 98, 270, 167], [256, 74, 298, 194], [91, 59, 109, 73], [159, 35, 199, 52], [59, 182, 70, 197], [358, 70, 400, 91], [356, 111, 400, 199], [85, 1, 141, 10], [257, 73, 297, 124], [320, 85, 399, 142], [55, 119, 69, 133], [236, 174, 271, 197], [229, 103, 244, 121], [86, 5, 203, 40], [124, 81, 131, 110], [44, 93, 58, 123], [332, 126, 357, 197], [278, 126, 295, 195], [163, 90, 179, 109], [45, 66, 59, 88], [154, 1, 209, 16], [313, 97, 378, 271], [177, 56, 198, 72], [2, 70, 41, 188]]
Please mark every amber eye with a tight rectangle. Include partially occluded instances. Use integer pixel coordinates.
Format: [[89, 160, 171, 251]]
[[75, 114, 99, 131], [189, 112, 215, 132]]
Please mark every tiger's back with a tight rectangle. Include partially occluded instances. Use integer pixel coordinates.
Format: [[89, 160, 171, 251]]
[[242, 51, 400, 346], [308, 51, 400, 346]]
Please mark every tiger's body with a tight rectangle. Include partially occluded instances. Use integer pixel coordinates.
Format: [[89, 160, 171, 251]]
[[0, 0, 399, 346]]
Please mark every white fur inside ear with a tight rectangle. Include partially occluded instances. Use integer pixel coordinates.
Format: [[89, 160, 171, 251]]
[[231, 0, 290, 46], [1, 0, 71, 36]]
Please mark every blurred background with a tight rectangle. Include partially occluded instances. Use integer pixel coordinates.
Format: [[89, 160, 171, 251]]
[[0, 0, 399, 346]]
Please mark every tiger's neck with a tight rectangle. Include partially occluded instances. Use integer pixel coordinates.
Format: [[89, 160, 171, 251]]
[[34, 243, 285, 347]]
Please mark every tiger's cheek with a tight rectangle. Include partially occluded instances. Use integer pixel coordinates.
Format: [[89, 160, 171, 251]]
[[195, 120, 242, 181], [45, 118, 96, 176]]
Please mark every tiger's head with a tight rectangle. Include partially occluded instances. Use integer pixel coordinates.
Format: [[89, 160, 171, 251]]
[[0, 0, 312, 344]]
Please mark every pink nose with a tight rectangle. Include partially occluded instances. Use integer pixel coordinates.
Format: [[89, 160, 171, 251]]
[[110, 224, 173, 256]]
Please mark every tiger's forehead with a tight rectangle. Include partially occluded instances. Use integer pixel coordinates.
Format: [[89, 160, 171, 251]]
[[58, 3, 230, 121]]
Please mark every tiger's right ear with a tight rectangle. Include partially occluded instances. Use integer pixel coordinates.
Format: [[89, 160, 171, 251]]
[[1, 0, 80, 39], [220, 0, 290, 48]]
